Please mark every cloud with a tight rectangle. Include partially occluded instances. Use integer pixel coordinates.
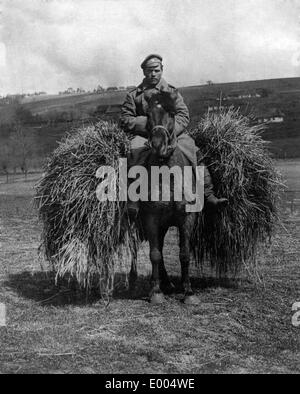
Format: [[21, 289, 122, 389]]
[[0, 43, 6, 67], [0, 0, 299, 95]]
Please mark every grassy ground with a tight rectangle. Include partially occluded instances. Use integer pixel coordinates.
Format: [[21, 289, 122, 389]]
[[276, 159, 300, 190], [0, 163, 299, 374]]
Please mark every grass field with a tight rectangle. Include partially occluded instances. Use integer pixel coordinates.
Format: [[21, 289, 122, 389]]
[[276, 160, 300, 190], [0, 161, 299, 374]]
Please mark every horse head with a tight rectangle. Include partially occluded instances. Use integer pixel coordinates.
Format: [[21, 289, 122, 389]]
[[147, 89, 178, 160]]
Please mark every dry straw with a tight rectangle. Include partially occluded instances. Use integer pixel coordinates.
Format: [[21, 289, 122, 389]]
[[189, 108, 283, 278], [35, 121, 140, 296]]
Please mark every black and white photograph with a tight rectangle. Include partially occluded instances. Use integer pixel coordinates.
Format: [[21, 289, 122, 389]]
[[0, 0, 299, 376]]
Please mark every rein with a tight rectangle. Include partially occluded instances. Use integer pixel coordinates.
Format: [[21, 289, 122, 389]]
[[150, 125, 177, 153]]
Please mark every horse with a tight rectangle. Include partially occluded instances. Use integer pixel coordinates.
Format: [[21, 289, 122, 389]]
[[128, 89, 200, 305]]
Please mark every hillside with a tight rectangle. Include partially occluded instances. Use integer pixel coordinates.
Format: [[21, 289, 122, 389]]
[[0, 77, 300, 161], [22, 91, 125, 117], [18, 76, 300, 117]]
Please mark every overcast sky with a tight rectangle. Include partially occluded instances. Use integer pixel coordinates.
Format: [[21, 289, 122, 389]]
[[0, 0, 299, 95]]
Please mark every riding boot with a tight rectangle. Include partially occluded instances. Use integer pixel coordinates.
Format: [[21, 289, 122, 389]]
[[203, 164, 228, 208]]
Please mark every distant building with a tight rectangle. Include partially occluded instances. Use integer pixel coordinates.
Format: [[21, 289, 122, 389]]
[[224, 90, 261, 100], [66, 87, 75, 94], [208, 105, 228, 112], [255, 108, 284, 124], [95, 105, 109, 115], [95, 85, 105, 93], [93, 104, 122, 119], [107, 87, 118, 92], [126, 85, 136, 91]]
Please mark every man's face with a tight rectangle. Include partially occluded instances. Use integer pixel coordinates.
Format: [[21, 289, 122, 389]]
[[143, 64, 163, 86]]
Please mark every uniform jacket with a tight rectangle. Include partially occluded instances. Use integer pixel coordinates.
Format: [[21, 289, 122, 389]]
[[120, 78, 190, 138]]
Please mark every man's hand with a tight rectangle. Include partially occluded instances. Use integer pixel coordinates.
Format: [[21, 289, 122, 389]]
[[133, 116, 148, 137]]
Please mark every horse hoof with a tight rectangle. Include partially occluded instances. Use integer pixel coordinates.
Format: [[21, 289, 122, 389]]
[[150, 293, 165, 305], [183, 295, 199, 305], [161, 282, 175, 295]]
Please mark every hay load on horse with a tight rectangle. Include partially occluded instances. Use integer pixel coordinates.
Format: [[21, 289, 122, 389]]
[[36, 123, 138, 295], [189, 109, 282, 277], [36, 91, 282, 302]]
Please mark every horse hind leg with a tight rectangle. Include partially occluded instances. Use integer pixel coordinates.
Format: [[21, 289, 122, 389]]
[[129, 249, 138, 296], [179, 222, 199, 305], [149, 246, 166, 304], [157, 227, 175, 295], [147, 223, 169, 304]]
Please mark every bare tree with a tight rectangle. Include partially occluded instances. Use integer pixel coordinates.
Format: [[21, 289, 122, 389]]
[[9, 122, 34, 179], [0, 143, 11, 183]]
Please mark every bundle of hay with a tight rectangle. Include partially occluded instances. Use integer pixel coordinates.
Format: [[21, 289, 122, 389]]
[[36, 121, 139, 295], [189, 109, 283, 277]]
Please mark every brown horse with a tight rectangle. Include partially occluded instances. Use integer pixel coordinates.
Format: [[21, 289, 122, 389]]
[[129, 90, 200, 304]]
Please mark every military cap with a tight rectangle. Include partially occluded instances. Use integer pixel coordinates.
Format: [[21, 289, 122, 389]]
[[140, 54, 163, 69]]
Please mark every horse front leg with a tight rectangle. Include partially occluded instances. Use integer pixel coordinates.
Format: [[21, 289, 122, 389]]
[[159, 263, 175, 294], [157, 227, 175, 295], [146, 216, 166, 304], [129, 246, 138, 296], [179, 215, 199, 305], [149, 238, 166, 304]]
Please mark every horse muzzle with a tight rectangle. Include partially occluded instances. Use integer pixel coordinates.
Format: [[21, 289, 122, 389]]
[[150, 126, 176, 159]]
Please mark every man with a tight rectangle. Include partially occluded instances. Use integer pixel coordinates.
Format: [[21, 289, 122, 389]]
[[121, 54, 190, 143], [121, 54, 227, 215]]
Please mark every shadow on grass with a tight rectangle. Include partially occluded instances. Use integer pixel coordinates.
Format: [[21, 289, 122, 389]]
[[4, 270, 244, 306], [114, 274, 243, 300], [4, 271, 100, 306]]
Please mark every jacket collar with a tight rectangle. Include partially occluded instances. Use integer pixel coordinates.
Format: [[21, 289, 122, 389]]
[[136, 78, 168, 93]]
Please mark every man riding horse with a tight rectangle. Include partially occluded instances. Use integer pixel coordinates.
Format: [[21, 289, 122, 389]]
[[121, 54, 227, 217]]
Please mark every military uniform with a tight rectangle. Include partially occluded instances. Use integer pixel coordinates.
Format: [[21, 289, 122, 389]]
[[121, 77, 190, 139], [121, 77, 200, 168], [120, 55, 228, 214]]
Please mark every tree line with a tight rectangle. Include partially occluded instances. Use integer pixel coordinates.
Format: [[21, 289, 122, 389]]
[[0, 104, 43, 182]]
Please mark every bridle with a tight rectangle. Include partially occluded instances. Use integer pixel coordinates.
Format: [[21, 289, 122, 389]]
[[147, 98, 177, 156], [148, 125, 177, 158]]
